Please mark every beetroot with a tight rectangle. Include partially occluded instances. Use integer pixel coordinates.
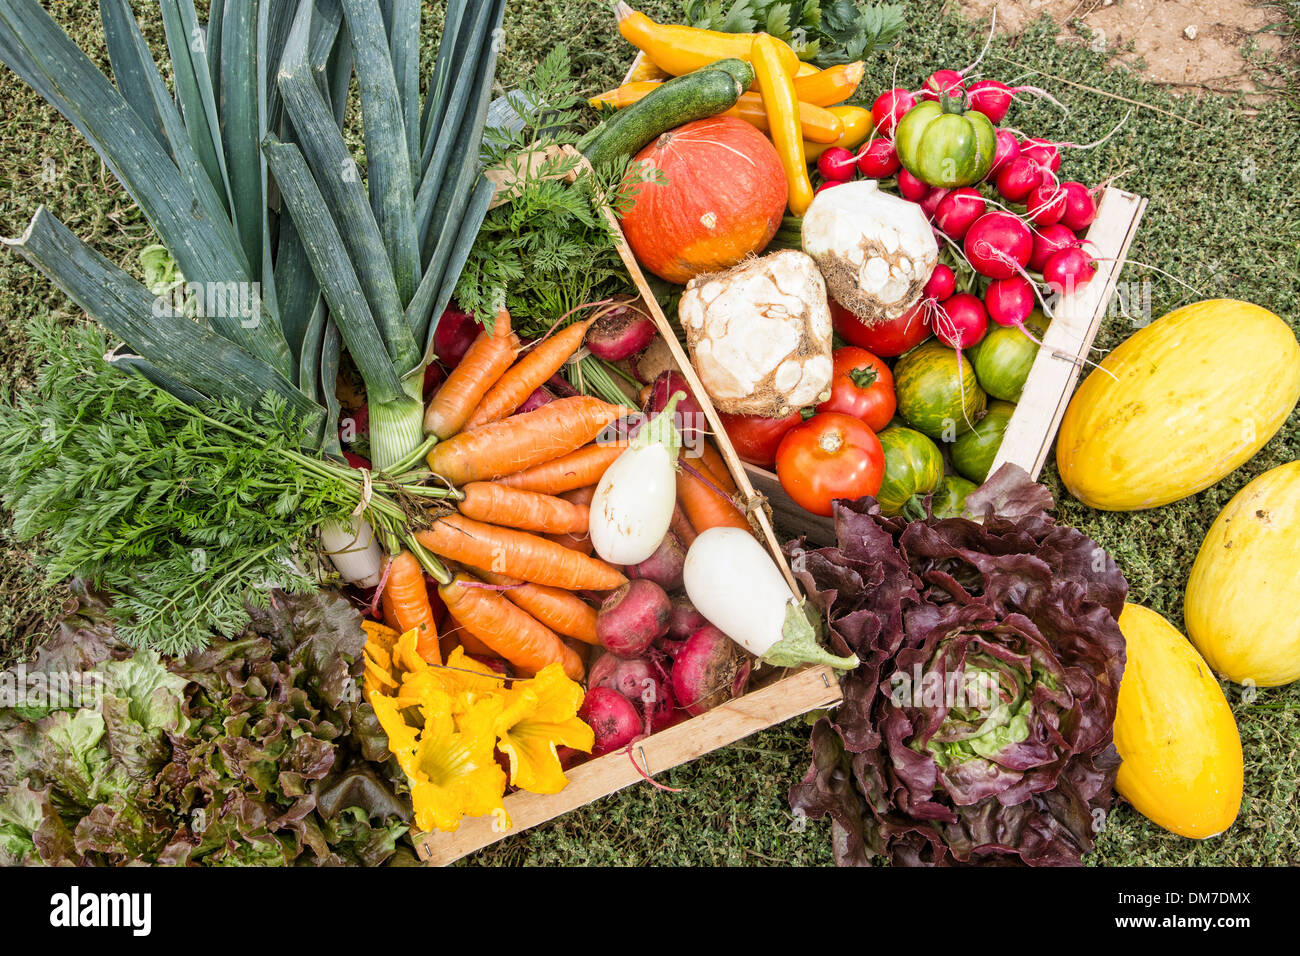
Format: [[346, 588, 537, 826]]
[[627, 531, 686, 591], [588, 653, 676, 733], [671, 625, 750, 717], [597, 579, 671, 658], [432, 305, 480, 368], [667, 593, 708, 642], [586, 303, 657, 362], [516, 386, 555, 414], [579, 687, 642, 755], [644, 370, 706, 446]]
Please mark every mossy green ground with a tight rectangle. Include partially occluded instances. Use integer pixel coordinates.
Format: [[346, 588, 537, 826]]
[[0, 1, 1296, 865]]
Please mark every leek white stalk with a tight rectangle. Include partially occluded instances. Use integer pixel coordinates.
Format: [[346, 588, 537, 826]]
[[683, 527, 859, 669], [589, 392, 685, 566], [321, 515, 383, 588]]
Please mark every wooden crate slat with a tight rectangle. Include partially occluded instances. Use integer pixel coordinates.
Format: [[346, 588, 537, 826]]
[[413, 664, 843, 865], [990, 188, 1147, 478]]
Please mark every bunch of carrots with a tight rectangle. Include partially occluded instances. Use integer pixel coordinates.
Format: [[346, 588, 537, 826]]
[[375, 305, 752, 684]]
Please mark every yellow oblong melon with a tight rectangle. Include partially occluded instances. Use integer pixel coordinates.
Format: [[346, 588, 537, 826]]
[[1055, 299, 1300, 511], [1113, 604, 1243, 839], [1185, 461, 1300, 687]]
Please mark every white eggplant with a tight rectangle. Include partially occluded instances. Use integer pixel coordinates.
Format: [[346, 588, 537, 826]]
[[589, 393, 684, 566], [320, 516, 383, 588], [683, 527, 859, 669]]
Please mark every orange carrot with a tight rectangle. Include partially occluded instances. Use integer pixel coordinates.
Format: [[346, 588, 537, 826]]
[[427, 396, 632, 485], [676, 465, 751, 534], [463, 318, 596, 429], [495, 441, 629, 495], [380, 551, 441, 664], [438, 574, 585, 680], [439, 611, 499, 661], [424, 308, 519, 439], [476, 570, 600, 645], [457, 482, 589, 535], [415, 513, 627, 591], [685, 440, 737, 495]]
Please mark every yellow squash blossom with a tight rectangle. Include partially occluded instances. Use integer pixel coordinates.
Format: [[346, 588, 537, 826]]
[[494, 664, 595, 795], [404, 690, 510, 833]]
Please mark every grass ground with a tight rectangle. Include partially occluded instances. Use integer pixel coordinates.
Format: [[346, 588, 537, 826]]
[[1, 0, 1297, 865]]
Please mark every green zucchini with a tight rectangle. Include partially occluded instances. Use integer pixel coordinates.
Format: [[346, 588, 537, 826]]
[[582, 60, 751, 168]]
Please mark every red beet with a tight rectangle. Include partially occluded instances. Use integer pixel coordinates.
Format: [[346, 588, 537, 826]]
[[432, 305, 480, 368], [588, 653, 676, 733], [579, 687, 642, 755], [671, 625, 750, 717], [597, 580, 671, 658], [516, 386, 556, 414], [627, 531, 686, 592], [587, 303, 657, 362], [644, 370, 706, 446], [667, 593, 708, 642]]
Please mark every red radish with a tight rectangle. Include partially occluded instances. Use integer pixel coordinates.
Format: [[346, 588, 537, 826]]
[[432, 305, 480, 368], [644, 370, 705, 445], [924, 263, 956, 301], [932, 293, 988, 348], [627, 531, 686, 592], [1029, 223, 1079, 272], [586, 304, 657, 362], [579, 687, 642, 755], [897, 167, 929, 202], [987, 129, 1020, 179], [967, 79, 1013, 122], [1059, 181, 1098, 232], [815, 180, 845, 194], [871, 87, 915, 135], [670, 625, 750, 717], [984, 276, 1036, 327], [1042, 246, 1097, 295], [933, 187, 986, 240], [597, 580, 671, 658], [995, 155, 1043, 202], [667, 594, 708, 643], [918, 186, 951, 221], [963, 212, 1033, 279], [1019, 138, 1061, 174], [921, 69, 965, 102], [817, 146, 858, 182], [856, 137, 900, 178], [588, 653, 676, 732], [1025, 181, 1067, 226], [515, 386, 556, 415]]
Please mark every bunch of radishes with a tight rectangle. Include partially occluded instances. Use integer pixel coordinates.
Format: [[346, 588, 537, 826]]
[[579, 542, 751, 757], [814, 71, 1104, 352]]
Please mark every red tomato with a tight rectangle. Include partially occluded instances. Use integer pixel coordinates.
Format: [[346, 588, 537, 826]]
[[775, 412, 885, 517], [718, 409, 803, 470], [830, 299, 932, 357], [817, 347, 896, 431]]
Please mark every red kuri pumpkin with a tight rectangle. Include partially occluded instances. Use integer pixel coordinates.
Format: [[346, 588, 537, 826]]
[[618, 116, 788, 284]]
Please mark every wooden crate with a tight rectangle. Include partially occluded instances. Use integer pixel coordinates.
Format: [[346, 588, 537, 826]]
[[412, 146, 839, 865], [746, 187, 1148, 546]]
